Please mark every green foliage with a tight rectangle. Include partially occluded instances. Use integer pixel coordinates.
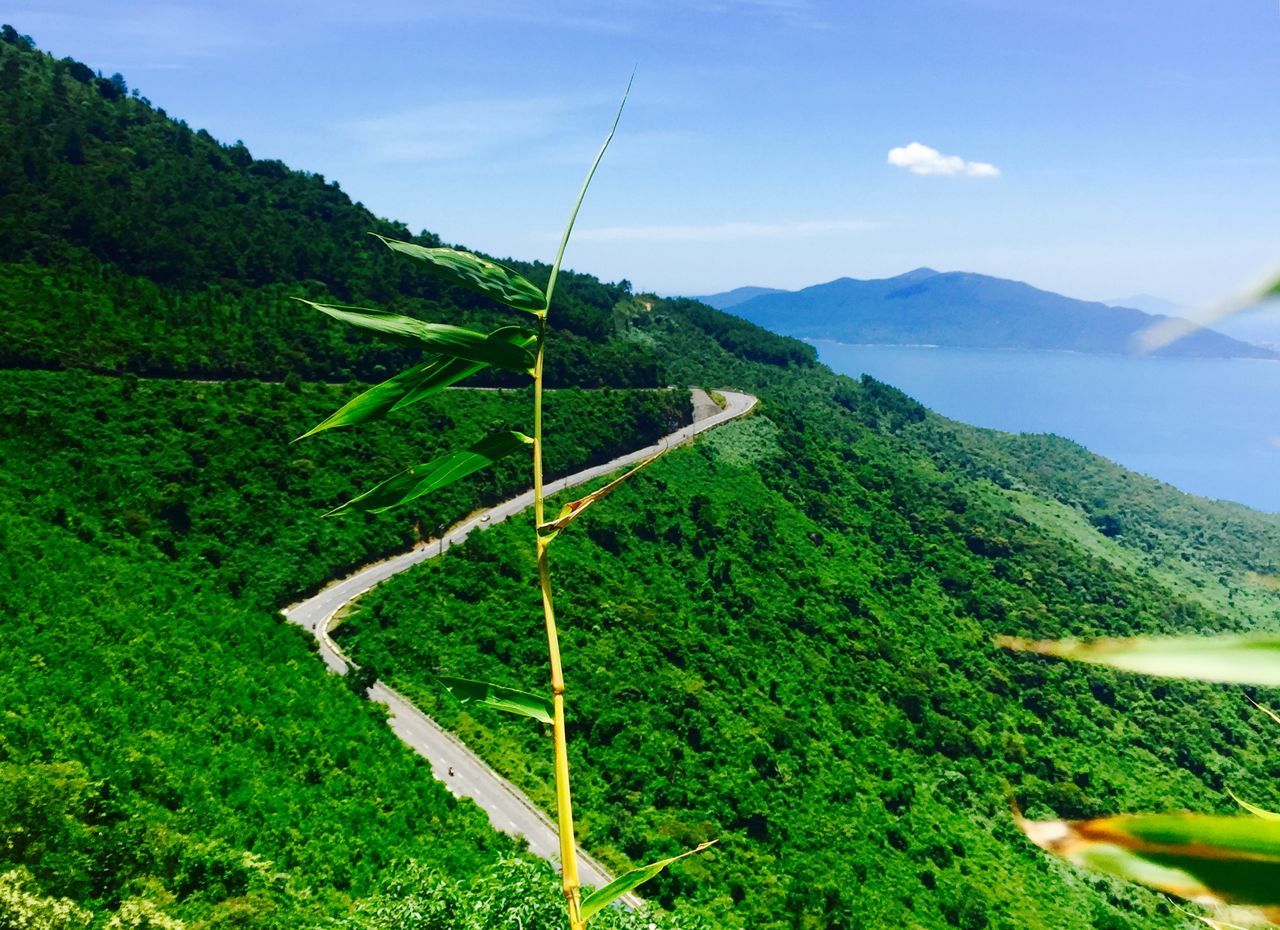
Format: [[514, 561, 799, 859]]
[[0, 868, 93, 930], [666, 298, 817, 368], [337, 370, 1280, 929], [370, 234, 548, 314], [296, 300, 537, 371], [0, 503, 509, 928], [0, 373, 688, 927], [696, 416, 780, 468], [435, 676, 554, 725], [343, 858, 705, 930], [328, 431, 533, 516], [581, 843, 716, 922], [0, 370, 688, 608], [0, 39, 660, 387], [1021, 813, 1280, 924], [298, 344, 523, 438], [298, 78, 713, 929]]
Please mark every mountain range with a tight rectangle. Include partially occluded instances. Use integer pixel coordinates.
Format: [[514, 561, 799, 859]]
[[697, 269, 1275, 358]]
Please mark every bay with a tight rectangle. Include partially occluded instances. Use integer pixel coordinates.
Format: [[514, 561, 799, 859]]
[[817, 341, 1280, 513]]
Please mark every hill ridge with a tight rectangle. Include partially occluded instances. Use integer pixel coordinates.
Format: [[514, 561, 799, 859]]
[[709, 269, 1271, 358]]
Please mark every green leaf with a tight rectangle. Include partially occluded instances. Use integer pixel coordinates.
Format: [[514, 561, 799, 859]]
[[1249, 697, 1280, 727], [298, 327, 535, 439], [326, 430, 532, 516], [1229, 791, 1280, 821], [996, 634, 1280, 686], [543, 71, 632, 314], [371, 234, 547, 314], [580, 841, 715, 922], [295, 298, 535, 372], [298, 358, 457, 439], [1020, 813, 1280, 922], [435, 675, 553, 725], [539, 446, 666, 536]]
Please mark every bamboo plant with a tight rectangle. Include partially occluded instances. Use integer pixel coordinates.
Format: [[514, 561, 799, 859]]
[[997, 269, 1280, 929], [292, 81, 710, 930]]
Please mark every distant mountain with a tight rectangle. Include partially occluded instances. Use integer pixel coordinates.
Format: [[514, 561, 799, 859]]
[[1106, 294, 1280, 349], [693, 285, 786, 309], [1105, 294, 1189, 316], [725, 269, 1275, 358]]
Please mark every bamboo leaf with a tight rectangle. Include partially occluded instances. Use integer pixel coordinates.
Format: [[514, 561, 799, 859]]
[[298, 327, 535, 439], [435, 675, 553, 724], [1020, 813, 1280, 922], [1171, 901, 1257, 930], [996, 634, 1280, 686], [326, 431, 532, 516], [295, 298, 535, 371], [1229, 792, 1280, 821], [580, 840, 715, 922], [543, 71, 632, 314], [538, 447, 666, 535], [371, 234, 547, 314], [298, 358, 456, 439], [1249, 697, 1280, 727]]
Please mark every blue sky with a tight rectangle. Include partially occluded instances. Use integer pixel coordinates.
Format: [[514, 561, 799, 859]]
[[12, 1, 1279, 304]]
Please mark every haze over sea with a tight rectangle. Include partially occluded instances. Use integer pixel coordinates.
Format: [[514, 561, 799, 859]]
[[818, 342, 1280, 513]]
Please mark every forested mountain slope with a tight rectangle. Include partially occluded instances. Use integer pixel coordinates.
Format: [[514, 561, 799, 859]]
[[340, 310, 1280, 929], [5, 24, 1280, 930], [0, 31, 667, 386], [0, 373, 695, 929]]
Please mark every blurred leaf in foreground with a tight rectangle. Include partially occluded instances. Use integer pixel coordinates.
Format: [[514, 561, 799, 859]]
[[996, 634, 1280, 686], [1020, 813, 1280, 926]]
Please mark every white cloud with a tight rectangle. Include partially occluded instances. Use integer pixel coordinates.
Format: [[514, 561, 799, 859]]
[[887, 142, 1000, 178], [571, 219, 878, 242]]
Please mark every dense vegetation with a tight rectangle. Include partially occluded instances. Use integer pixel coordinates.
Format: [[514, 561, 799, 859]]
[[1, 500, 507, 929], [338, 362, 1280, 929], [0, 371, 688, 608], [0, 32, 663, 387], [0, 370, 691, 929], [6, 23, 1280, 930]]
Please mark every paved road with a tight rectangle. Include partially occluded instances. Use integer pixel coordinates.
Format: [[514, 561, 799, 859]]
[[282, 389, 757, 905]]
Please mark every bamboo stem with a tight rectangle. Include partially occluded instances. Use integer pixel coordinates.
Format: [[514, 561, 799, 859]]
[[533, 315, 584, 930], [533, 78, 631, 930]]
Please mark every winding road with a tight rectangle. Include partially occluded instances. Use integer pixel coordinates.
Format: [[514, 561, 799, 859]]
[[281, 388, 757, 904]]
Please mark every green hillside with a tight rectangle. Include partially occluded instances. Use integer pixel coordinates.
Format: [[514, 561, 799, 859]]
[[0, 372, 693, 929], [0, 32, 667, 388], [5, 25, 1280, 930], [337, 340, 1280, 929]]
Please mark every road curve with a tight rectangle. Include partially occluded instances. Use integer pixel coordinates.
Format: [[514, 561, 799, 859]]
[[281, 388, 758, 905]]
